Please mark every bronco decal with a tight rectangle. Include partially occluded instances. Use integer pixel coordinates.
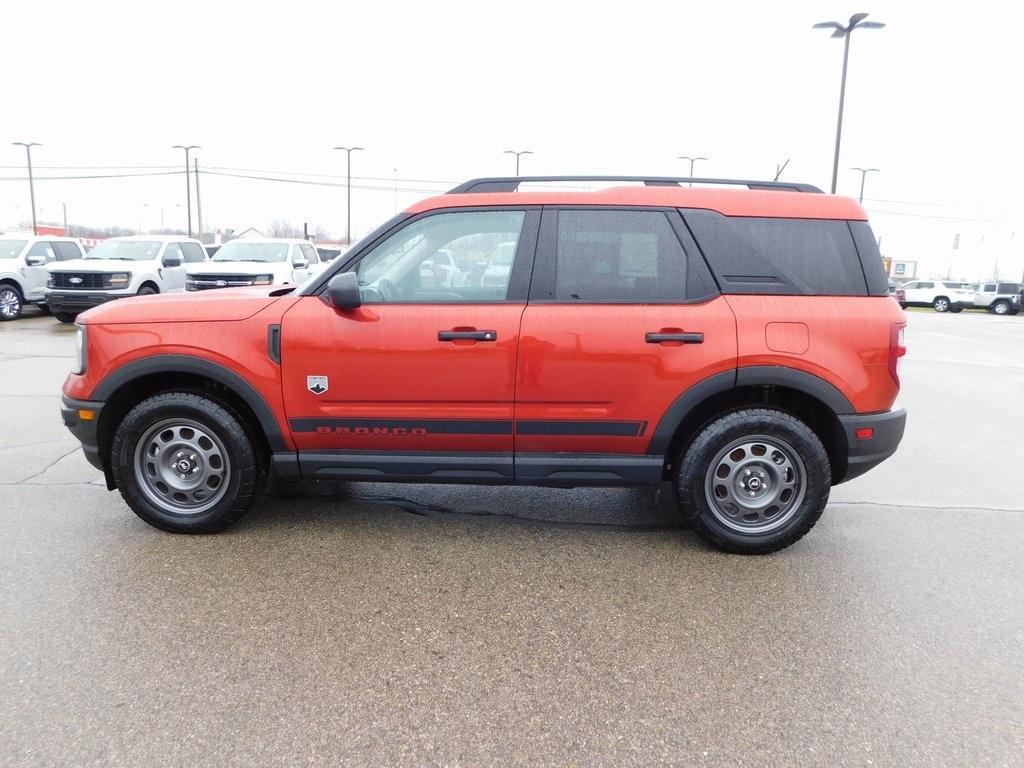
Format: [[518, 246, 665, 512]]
[[289, 418, 649, 437]]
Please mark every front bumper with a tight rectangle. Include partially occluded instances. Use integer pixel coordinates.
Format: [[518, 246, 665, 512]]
[[60, 395, 105, 473], [45, 290, 127, 315], [837, 407, 907, 483]]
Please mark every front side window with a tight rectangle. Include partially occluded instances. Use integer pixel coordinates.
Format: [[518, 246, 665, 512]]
[[180, 243, 206, 263], [53, 242, 82, 260], [26, 242, 56, 262], [356, 210, 526, 303], [300, 243, 319, 264], [163, 244, 184, 263], [552, 210, 687, 302]]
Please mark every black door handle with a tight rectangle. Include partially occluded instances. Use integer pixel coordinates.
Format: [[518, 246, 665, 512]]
[[645, 332, 704, 344], [439, 330, 497, 342]]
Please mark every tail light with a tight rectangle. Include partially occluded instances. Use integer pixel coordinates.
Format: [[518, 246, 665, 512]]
[[889, 323, 906, 386]]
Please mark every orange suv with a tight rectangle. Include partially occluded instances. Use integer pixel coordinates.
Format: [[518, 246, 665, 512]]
[[60, 176, 906, 554]]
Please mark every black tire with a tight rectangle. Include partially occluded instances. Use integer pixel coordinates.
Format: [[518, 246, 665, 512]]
[[137, 285, 158, 296], [675, 408, 831, 554], [37, 303, 50, 314], [949, 304, 964, 313], [53, 312, 77, 324], [932, 296, 950, 312], [110, 392, 265, 533], [992, 300, 1011, 315], [0, 283, 24, 321]]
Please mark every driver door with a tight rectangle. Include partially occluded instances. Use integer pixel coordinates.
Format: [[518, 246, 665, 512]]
[[160, 243, 187, 292], [280, 208, 539, 474]]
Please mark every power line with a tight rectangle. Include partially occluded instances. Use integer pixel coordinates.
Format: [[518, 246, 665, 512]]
[[864, 208, 1024, 227], [0, 170, 184, 181]]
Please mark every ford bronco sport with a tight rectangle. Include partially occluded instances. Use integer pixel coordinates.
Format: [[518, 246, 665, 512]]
[[60, 176, 907, 554]]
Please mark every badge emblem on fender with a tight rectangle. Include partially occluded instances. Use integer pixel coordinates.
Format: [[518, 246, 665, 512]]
[[307, 375, 328, 395]]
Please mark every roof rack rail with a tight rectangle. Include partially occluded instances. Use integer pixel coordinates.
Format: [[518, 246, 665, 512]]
[[448, 176, 823, 194]]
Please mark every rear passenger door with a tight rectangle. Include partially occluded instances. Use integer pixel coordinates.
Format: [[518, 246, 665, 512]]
[[514, 208, 737, 481]]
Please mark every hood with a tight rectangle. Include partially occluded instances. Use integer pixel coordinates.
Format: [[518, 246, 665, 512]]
[[188, 260, 290, 276], [78, 287, 284, 324], [48, 258, 150, 273]]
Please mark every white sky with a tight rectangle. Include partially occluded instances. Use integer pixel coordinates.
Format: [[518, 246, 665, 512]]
[[3, 0, 1023, 281]]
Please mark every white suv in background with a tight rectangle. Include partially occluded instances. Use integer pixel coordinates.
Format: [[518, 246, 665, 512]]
[[45, 235, 208, 323], [899, 280, 976, 313], [0, 235, 86, 320], [184, 238, 324, 292]]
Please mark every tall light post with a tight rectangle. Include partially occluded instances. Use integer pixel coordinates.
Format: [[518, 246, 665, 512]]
[[850, 166, 879, 203], [12, 142, 41, 235], [677, 155, 707, 186], [502, 149, 533, 176], [143, 203, 181, 230], [814, 13, 885, 194], [333, 146, 364, 244], [171, 144, 200, 237]]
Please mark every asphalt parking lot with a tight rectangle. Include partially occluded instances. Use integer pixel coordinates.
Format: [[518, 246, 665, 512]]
[[1, 308, 1022, 767]]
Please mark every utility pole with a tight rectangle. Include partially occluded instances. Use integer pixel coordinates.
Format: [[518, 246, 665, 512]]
[[62, 202, 68, 232], [814, 13, 885, 193], [333, 146, 364, 243], [12, 142, 41, 235], [171, 144, 200, 237], [194, 157, 203, 241]]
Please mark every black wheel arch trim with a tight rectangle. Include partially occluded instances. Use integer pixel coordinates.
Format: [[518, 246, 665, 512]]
[[91, 354, 289, 451], [646, 365, 855, 456]]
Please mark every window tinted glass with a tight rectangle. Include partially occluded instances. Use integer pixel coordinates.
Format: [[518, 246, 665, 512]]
[[357, 210, 526, 303], [26, 242, 56, 261], [983, 284, 996, 292], [180, 242, 206, 263], [551, 210, 686, 302], [163, 244, 184, 263], [53, 242, 82, 260], [919, 282, 934, 289], [997, 283, 1019, 293], [300, 243, 318, 264], [684, 212, 867, 296]]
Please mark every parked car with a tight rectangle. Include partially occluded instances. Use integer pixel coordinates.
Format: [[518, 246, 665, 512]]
[[185, 238, 324, 291], [887, 278, 906, 306], [480, 241, 516, 289], [0, 235, 86, 320], [972, 282, 1022, 315], [45, 235, 208, 323], [899, 280, 975, 312], [59, 174, 906, 555]]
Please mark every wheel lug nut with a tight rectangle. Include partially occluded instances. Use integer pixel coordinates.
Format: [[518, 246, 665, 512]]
[[749, 491, 756, 496], [759, 472, 765, 478], [189, 454, 196, 461], [192, 467, 199, 474], [744, 469, 751, 476]]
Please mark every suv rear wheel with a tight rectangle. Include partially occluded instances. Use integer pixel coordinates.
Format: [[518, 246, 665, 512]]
[[932, 296, 950, 312], [675, 408, 831, 554], [992, 300, 1011, 315], [111, 392, 264, 533]]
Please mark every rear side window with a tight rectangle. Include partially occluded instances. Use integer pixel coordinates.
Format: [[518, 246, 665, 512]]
[[550, 210, 687, 302], [53, 242, 82, 260], [684, 211, 869, 296], [997, 283, 1020, 294]]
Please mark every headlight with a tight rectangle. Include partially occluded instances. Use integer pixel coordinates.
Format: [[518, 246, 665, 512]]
[[47, 275, 55, 288], [253, 274, 274, 286], [73, 324, 87, 375], [185, 274, 198, 291], [108, 272, 131, 288]]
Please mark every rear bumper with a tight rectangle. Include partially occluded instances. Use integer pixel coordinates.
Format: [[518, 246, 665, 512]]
[[45, 290, 126, 315], [837, 407, 906, 483], [60, 395, 105, 473]]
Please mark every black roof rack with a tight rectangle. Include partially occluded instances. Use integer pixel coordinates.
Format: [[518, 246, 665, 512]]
[[448, 176, 823, 195]]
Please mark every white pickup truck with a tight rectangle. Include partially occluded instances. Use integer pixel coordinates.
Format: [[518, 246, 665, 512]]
[[0, 235, 86, 320], [184, 238, 325, 291], [45, 235, 208, 323]]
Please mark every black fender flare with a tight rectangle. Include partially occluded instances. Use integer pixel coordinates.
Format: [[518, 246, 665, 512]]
[[646, 365, 854, 456], [91, 354, 288, 451]]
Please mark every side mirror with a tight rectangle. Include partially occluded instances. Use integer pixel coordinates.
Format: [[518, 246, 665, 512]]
[[25, 254, 47, 267], [327, 272, 361, 311], [163, 256, 182, 267], [292, 258, 308, 270]]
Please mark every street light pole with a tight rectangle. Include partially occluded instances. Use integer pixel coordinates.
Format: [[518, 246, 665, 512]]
[[850, 166, 879, 203], [12, 142, 41, 235], [502, 149, 533, 176], [171, 145, 200, 237], [333, 146, 364, 244], [677, 156, 707, 187], [814, 13, 885, 194]]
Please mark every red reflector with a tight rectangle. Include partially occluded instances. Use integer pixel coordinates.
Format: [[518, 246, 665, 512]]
[[855, 427, 874, 440]]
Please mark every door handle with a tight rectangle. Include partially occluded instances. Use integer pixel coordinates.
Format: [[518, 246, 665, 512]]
[[438, 329, 497, 342], [645, 331, 704, 344]]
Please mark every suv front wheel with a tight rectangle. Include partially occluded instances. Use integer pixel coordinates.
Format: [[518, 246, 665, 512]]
[[111, 392, 264, 533], [675, 408, 831, 554]]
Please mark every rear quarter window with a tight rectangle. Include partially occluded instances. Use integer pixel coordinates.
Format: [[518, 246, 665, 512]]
[[683, 210, 870, 296]]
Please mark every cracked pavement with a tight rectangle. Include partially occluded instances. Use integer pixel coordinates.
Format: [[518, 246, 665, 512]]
[[1, 307, 1022, 767]]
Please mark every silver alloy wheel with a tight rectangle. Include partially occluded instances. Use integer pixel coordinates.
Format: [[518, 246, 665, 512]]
[[934, 298, 949, 312], [993, 301, 1009, 315], [0, 287, 20, 319], [134, 418, 230, 515], [704, 435, 807, 534]]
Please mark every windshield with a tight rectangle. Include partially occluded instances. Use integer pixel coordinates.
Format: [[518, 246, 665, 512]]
[[86, 240, 162, 261], [0, 240, 28, 259], [213, 242, 289, 263]]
